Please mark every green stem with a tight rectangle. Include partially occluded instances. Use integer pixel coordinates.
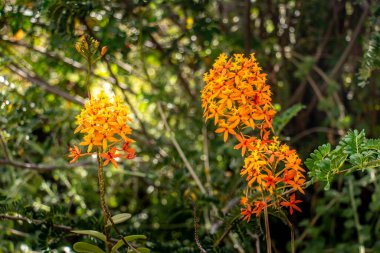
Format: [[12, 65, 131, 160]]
[[341, 159, 380, 174], [85, 59, 92, 98], [348, 178, 365, 253], [96, 151, 139, 253], [96, 152, 111, 252]]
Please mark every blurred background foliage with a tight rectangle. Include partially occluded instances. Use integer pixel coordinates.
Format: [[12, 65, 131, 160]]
[[0, 0, 380, 252]]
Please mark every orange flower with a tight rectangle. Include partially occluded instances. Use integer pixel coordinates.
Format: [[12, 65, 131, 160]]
[[79, 135, 99, 153], [280, 194, 302, 215], [70, 91, 136, 166], [122, 142, 136, 160], [68, 145, 82, 163], [252, 200, 267, 217], [240, 196, 249, 206], [282, 169, 296, 185], [215, 121, 237, 142], [241, 205, 254, 222], [234, 133, 255, 156], [261, 170, 280, 191], [100, 147, 121, 168]]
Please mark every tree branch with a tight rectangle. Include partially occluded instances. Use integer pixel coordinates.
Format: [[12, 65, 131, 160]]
[[0, 158, 94, 173], [5, 60, 85, 105], [330, 0, 369, 78], [0, 214, 72, 232]]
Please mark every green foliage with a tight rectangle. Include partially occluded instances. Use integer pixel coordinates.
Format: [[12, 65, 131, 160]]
[[111, 235, 148, 253], [358, 3, 380, 86], [358, 33, 380, 85], [73, 242, 105, 253], [305, 130, 380, 189], [273, 103, 305, 134], [106, 213, 132, 227], [72, 230, 107, 242]]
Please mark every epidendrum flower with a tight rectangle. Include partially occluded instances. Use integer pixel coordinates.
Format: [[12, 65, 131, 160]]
[[69, 91, 136, 168], [201, 53, 305, 222]]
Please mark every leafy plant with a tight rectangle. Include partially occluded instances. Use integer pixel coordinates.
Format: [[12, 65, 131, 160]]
[[305, 129, 380, 189], [72, 215, 149, 253]]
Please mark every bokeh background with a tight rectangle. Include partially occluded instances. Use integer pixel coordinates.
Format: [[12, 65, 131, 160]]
[[1, 0, 380, 252]]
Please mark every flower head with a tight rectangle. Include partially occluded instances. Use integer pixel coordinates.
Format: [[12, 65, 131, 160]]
[[201, 53, 275, 139], [69, 91, 135, 168]]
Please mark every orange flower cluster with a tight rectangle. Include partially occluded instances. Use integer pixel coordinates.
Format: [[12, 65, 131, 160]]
[[201, 53, 305, 221], [69, 91, 136, 168], [202, 53, 276, 142]]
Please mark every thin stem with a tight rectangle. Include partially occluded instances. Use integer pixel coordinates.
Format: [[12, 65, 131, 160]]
[[286, 219, 295, 253], [96, 151, 139, 253], [263, 206, 272, 253], [85, 58, 92, 98], [191, 201, 207, 253], [348, 178, 365, 253], [202, 126, 212, 196], [340, 159, 380, 174], [96, 151, 112, 252]]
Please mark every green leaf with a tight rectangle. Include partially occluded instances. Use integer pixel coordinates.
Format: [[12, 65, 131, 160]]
[[340, 130, 366, 155], [273, 104, 305, 134], [358, 32, 380, 85], [128, 248, 150, 253], [366, 138, 380, 150], [305, 144, 331, 172], [305, 143, 333, 188], [111, 235, 147, 253], [106, 213, 132, 227], [71, 230, 106, 242], [73, 242, 105, 253], [340, 130, 366, 167]]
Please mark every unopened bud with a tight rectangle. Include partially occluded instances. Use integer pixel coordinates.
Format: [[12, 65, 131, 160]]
[[100, 46, 108, 56]]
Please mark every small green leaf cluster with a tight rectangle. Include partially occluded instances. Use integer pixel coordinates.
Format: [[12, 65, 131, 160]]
[[305, 130, 380, 190], [72, 213, 149, 253]]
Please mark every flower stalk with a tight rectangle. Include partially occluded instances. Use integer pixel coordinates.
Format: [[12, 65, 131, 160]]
[[96, 150, 112, 252], [70, 35, 138, 253]]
